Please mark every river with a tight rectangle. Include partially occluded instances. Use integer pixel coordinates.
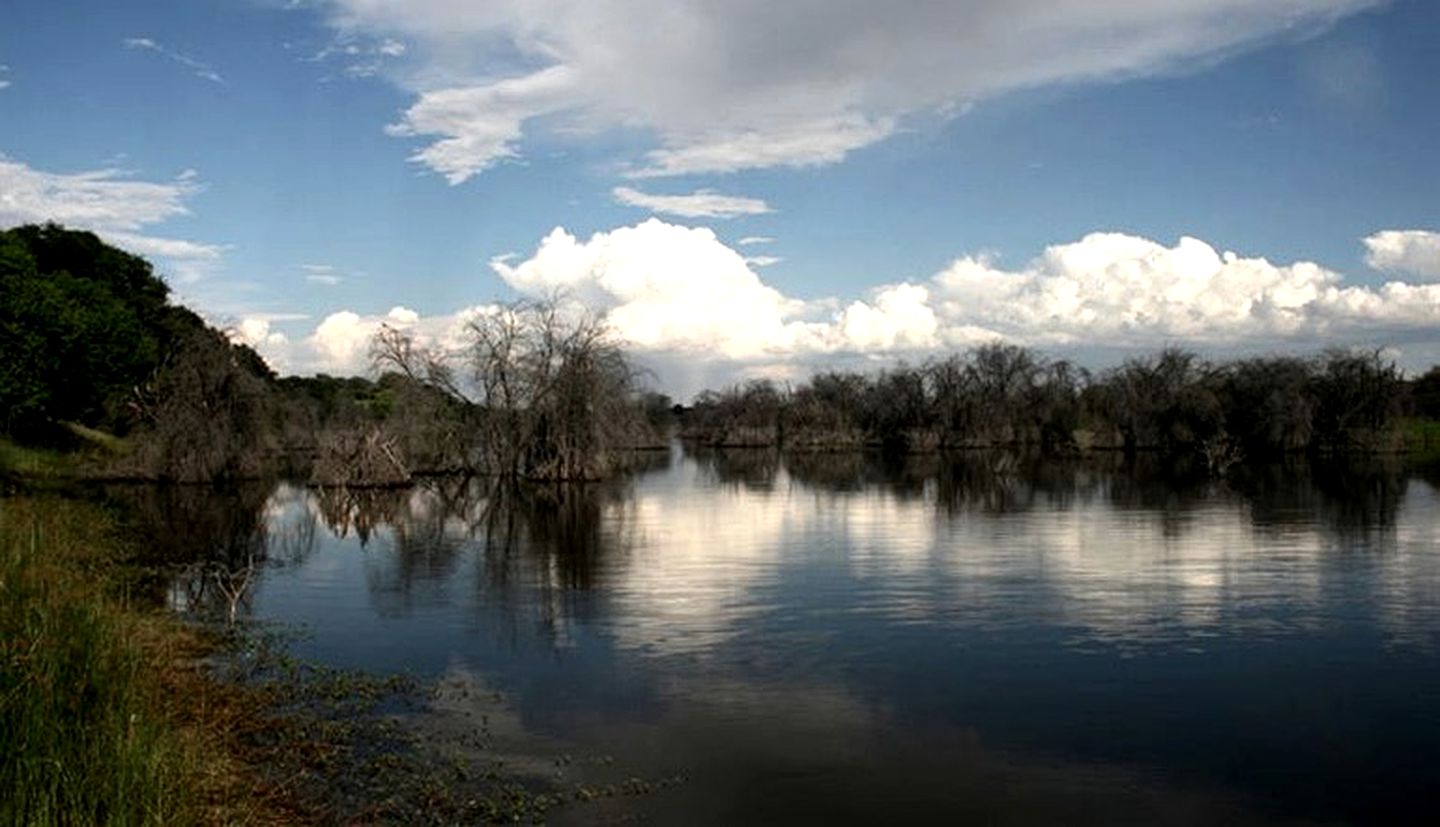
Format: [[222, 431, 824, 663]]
[[131, 447, 1440, 824]]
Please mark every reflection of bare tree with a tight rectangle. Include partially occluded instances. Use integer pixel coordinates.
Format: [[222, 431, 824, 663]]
[[473, 478, 638, 648], [103, 481, 272, 614], [307, 475, 638, 638], [311, 485, 409, 545], [783, 449, 1089, 515], [685, 445, 781, 490], [782, 451, 868, 492], [695, 444, 1415, 539], [473, 478, 634, 591], [1226, 454, 1407, 538]]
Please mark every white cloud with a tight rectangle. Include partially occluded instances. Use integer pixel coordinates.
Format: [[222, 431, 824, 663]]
[[248, 222, 1440, 388], [305, 34, 409, 79], [744, 255, 783, 268], [384, 65, 577, 183], [1364, 230, 1440, 281], [927, 232, 1440, 346], [737, 236, 775, 246], [626, 114, 898, 178], [123, 36, 223, 83], [835, 283, 939, 351], [0, 158, 191, 229], [311, 306, 423, 368], [492, 219, 1440, 363], [320, 0, 1379, 180], [239, 305, 476, 375], [0, 157, 226, 283], [612, 186, 771, 219], [491, 219, 815, 359], [230, 318, 290, 350], [302, 263, 344, 285]]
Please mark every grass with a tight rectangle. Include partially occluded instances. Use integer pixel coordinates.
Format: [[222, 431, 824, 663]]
[[0, 438, 78, 479], [0, 425, 128, 482], [1, 497, 190, 824], [0, 497, 291, 825], [0, 494, 669, 825]]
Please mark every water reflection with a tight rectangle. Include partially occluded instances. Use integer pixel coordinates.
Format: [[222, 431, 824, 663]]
[[135, 448, 1440, 823]]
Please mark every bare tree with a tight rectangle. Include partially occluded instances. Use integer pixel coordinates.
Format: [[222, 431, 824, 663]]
[[464, 299, 648, 479]]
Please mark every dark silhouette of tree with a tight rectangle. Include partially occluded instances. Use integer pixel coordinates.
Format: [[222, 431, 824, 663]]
[[1310, 349, 1406, 452], [1409, 366, 1440, 420]]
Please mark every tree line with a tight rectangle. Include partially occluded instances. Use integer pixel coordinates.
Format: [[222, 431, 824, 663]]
[[4, 224, 1438, 485], [683, 343, 1433, 470]]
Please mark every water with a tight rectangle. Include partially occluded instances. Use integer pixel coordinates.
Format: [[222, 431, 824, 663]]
[[145, 449, 1440, 824]]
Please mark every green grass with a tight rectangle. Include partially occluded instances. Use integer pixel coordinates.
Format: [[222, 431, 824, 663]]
[[0, 498, 192, 825], [0, 438, 78, 479]]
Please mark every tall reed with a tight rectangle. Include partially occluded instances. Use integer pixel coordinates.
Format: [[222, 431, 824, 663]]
[[1, 498, 191, 825]]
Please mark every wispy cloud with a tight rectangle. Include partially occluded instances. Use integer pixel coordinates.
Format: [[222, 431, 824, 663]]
[[612, 186, 772, 219], [0, 156, 227, 283], [0, 63, 11, 90], [744, 255, 783, 268], [737, 236, 775, 246], [329, 0, 1380, 181], [301, 35, 407, 80], [123, 37, 223, 84], [302, 263, 344, 285]]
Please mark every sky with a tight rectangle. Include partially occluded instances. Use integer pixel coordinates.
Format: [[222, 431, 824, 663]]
[[2, 0, 1439, 397]]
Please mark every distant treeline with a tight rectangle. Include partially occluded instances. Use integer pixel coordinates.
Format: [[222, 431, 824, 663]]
[[682, 344, 1440, 470], [4, 224, 1440, 484]]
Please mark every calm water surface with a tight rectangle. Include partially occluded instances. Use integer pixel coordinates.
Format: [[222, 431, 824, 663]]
[[156, 449, 1440, 824]]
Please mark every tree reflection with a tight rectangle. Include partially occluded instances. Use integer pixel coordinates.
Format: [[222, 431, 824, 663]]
[[685, 444, 1416, 539], [102, 481, 273, 617], [687, 445, 782, 491], [1228, 455, 1406, 537], [296, 475, 638, 634]]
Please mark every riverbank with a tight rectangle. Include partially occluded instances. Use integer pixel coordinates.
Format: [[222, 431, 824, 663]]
[[0, 496, 284, 824], [1, 491, 673, 824]]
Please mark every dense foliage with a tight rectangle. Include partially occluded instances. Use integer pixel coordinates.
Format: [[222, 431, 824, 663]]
[[0, 224, 275, 455]]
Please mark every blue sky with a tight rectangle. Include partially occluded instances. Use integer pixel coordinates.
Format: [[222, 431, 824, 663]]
[[3, 0, 1439, 395]]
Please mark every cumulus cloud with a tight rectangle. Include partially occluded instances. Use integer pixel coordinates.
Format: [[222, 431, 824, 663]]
[[0, 157, 226, 283], [317, 0, 1379, 181], [491, 219, 1440, 363], [230, 318, 290, 349], [492, 219, 814, 359], [612, 186, 771, 219], [1364, 230, 1440, 281], [246, 221, 1440, 388], [238, 305, 483, 376], [928, 233, 1390, 345], [123, 36, 223, 83]]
